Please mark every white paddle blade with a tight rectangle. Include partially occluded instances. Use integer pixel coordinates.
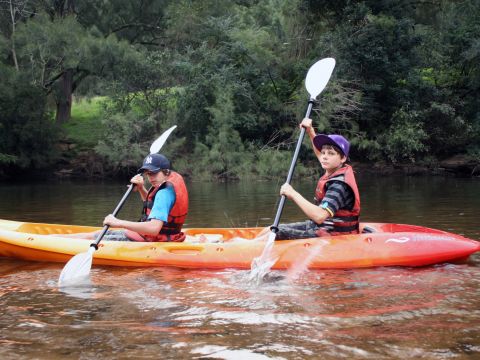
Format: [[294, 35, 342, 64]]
[[305, 58, 336, 99], [149, 125, 177, 154], [58, 247, 95, 286]]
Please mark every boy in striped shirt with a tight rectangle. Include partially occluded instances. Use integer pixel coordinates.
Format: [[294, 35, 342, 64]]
[[274, 118, 361, 239]]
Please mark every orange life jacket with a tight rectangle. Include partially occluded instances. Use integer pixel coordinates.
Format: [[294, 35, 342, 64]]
[[140, 171, 188, 242], [314, 164, 361, 235]]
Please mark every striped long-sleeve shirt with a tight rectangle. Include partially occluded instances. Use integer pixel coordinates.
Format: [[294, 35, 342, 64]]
[[318, 180, 355, 230], [275, 180, 356, 240]]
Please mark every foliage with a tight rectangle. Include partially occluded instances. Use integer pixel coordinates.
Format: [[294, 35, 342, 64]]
[[1, 0, 479, 178], [95, 110, 154, 173], [380, 108, 428, 163], [188, 82, 251, 180], [254, 146, 311, 179], [0, 66, 59, 170]]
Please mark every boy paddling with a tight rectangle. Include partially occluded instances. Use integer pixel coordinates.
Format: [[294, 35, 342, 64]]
[[261, 118, 360, 240], [108, 153, 189, 242], [60, 154, 189, 242]]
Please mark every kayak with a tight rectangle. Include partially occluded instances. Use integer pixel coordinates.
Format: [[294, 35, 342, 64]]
[[0, 219, 478, 269]]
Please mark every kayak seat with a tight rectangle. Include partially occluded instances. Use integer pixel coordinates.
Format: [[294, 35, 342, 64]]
[[361, 226, 376, 234]]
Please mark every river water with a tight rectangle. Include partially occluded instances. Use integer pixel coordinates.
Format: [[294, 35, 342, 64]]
[[0, 175, 479, 359]]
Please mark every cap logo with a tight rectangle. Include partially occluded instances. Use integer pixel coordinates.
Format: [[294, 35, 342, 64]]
[[145, 156, 153, 164]]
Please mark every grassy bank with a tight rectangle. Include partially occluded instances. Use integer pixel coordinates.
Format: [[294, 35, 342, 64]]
[[63, 97, 105, 148]]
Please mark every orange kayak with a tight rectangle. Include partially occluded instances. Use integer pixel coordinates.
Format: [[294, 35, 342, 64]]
[[0, 219, 478, 269]]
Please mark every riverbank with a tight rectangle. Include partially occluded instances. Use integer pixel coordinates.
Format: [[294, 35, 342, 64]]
[[353, 155, 480, 177], [36, 97, 477, 181], [50, 144, 480, 180]]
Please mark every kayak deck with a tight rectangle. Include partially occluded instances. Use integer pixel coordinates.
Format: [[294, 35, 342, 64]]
[[0, 219, 479, 269]]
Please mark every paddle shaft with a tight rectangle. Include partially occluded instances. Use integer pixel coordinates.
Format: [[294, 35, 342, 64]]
[[271, 98, 315, 232], [90, 183, 136, 249]]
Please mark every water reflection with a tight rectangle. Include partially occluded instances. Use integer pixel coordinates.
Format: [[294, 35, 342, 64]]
[[0, 175, 479, 239], [0, 176, 479, 359]]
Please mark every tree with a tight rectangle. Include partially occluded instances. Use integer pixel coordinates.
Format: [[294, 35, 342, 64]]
[[0, 63, 59, 172], [1, 0, 171, 124]]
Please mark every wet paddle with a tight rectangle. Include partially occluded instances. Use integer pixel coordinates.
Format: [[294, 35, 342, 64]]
[[250, 58, 336, 281], [58, 125, 177, 286]]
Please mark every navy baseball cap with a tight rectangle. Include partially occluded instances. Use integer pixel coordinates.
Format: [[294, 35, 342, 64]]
[[313, 134, 350, 157], [138, 153, 171, 173]]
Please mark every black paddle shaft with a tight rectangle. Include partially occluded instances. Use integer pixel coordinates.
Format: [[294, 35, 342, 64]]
[[270, 99, 315, 233], [90, 183, 136, 249]]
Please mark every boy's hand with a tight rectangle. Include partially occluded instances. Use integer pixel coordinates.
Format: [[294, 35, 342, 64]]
[[280, 183, 296, 199], [104, 214, 119, 227], [300, 118, 316, 138], [300, 118, 313, 130], [130, 174, 144, 191]]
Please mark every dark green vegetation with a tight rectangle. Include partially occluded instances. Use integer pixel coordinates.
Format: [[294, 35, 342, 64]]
[[1, 0, 479, 180]]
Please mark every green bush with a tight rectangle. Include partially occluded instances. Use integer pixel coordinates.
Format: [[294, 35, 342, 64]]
[[380, 108, 427, 163], [0, 69, 59, 171], [95, 110, 153, 172]]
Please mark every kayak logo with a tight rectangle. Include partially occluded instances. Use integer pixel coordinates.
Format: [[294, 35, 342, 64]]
[[385, 237, 410, 244], [145, 156, 153, 164]]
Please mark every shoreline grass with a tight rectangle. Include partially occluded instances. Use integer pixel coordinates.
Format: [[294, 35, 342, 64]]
[[63, 96, 105, 147]]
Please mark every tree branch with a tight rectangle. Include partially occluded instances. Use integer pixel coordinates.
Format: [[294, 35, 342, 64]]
[[108, 22, 162, 36]]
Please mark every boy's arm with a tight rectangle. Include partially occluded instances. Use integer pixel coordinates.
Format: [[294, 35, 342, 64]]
[[300, 118, 321, 161], [280, 183, 330, 224], [103, 186, 175, 236], [104, 215, 163, 236], [136, 186, 148, 201], [282, 181, 354, 225]]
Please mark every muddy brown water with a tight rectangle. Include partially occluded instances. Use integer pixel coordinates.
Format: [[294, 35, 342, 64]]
[[0, 175, 479, 359]]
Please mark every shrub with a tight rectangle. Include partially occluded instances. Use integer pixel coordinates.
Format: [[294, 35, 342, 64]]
[[380, 108, 428, 163]]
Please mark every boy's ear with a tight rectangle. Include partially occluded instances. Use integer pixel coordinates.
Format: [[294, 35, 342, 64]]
[[341, 155, 347, 163]]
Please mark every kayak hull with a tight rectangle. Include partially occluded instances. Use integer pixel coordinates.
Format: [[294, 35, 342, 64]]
[[0, 219, 478, 269]]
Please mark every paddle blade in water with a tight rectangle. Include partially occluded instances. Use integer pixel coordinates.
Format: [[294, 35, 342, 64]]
[[58, 247, 95, 286], [249, 231, 278, 284]]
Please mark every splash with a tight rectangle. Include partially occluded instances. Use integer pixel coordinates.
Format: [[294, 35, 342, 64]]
[[287, 240, 328, 282], [249, 231, 278, 285]]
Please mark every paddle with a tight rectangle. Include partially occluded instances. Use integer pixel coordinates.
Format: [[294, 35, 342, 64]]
[[58, 125, 177, 285], [250, 58, 336, 280]]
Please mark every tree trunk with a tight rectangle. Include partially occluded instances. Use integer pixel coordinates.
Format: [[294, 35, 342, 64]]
[[9, 0, 19, 71], [55, 69, 74, 124]]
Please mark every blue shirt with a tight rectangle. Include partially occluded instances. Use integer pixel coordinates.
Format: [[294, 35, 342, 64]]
[[148, 185, 176, 222]]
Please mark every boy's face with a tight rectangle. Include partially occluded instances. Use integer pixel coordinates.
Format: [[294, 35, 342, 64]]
[[319, 145, 347, 172], [144, 170, 168, 187]]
